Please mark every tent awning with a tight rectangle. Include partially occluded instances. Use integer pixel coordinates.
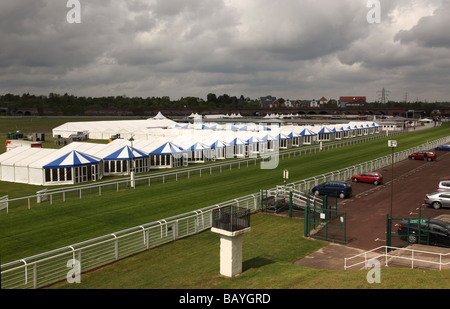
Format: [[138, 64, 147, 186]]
[[43, 150, 102, 169], [103, 146, 148, 160], [149, 142, 186, 155]]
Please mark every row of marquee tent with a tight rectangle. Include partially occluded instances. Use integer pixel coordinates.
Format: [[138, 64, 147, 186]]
[[0, 117, 382, 186]]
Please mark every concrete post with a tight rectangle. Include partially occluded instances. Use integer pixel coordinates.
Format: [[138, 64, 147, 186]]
[[211, 227, 251, 277]]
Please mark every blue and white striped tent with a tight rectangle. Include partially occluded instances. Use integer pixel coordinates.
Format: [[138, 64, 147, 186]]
[[149, 142, 187, 169], [299, 128, 317, 136], [44, 150, 102, 169], [42, 150, 103, 184], [209, 139, 231, 159], [149, 142, 186, 155], [299, 128, 317, 144], [185, 142, 212, 162], [102, 145, 149, 175], [103, 145, 148, 160], [210, 140, 229, 149]]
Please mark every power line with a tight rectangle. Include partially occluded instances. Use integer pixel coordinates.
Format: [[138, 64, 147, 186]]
[[377, 88, 390, 104]]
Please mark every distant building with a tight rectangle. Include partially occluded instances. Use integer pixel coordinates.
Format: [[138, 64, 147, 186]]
[[260, 96, 328, 108], [259, 96, 277, 108], [339, 96, 366, 108]]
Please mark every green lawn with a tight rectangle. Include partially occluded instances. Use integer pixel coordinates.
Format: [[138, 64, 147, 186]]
[[48, 214, 450, 289], [0, 119, 449, 289], [0, 123, 449, 264]]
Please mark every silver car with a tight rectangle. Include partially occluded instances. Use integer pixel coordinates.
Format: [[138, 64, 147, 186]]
[[437, 180, 450, 192], [424, 192, 450, 209]]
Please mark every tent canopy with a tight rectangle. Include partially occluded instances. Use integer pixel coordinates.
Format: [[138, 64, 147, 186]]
[[149, 142, 186, 155], [103, 145, 148, 160], [299, 128, 317, 136], [43, 150, 102, 169]]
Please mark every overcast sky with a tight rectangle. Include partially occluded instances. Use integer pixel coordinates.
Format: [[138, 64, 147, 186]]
[[1, 0, 449, 102]]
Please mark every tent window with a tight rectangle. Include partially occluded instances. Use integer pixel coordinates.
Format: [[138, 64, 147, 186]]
[[45, 169, 51, 182], [104, 161, 109, 173], [52, 168, 58, 181], [59, 168, 65, 181], [66, 168, 72, 181]]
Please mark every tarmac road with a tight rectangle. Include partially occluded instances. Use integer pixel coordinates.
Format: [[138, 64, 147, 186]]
[[295, 148, 450, 270], [339, 149, 450, 250]]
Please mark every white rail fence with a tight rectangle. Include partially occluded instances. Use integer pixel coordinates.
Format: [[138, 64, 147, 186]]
[[0, 132, 400, 214], [0, 193, 260, 289], [344, 246, 450, 271], [1, 134, 449, 289]]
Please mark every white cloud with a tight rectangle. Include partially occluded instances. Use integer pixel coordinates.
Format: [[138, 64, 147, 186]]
[[0, 0, 449, 102]]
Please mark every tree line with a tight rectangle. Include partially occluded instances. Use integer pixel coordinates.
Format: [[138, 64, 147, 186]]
[[0, 93, 257, 116], [0, 92, 448, 116]]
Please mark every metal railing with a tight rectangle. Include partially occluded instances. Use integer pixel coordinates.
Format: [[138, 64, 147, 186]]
[[344, 245, 450, 271], [1, 133, 449, 289], [0, 193, 260, 289], [0, 131, 401, 214]]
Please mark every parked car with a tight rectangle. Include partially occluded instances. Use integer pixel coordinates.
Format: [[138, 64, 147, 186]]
[[408, 151, 436, 161], [437, 180, 450, 192], [397, 218, 450, 248], [424, 191, 450, 209], [311, 181, 352, 199], [351, 172, 383, 185], [435, 144, 450, 151]]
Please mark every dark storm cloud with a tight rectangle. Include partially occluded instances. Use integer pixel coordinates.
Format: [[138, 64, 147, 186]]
[[0, 0, 449, 101], [394, 1, 450, 48]]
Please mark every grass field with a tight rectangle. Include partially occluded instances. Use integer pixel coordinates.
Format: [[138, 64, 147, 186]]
[[48, 214, 450, 289], [1, 118, 449, 289]]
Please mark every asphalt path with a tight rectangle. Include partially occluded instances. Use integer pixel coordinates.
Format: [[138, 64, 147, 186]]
[[338, 149, 450, 250], [295, 148, 450, 270]]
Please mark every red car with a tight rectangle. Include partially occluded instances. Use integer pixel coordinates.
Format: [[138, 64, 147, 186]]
[[408, 151, 436, 161], [351, 172, 383, 185]]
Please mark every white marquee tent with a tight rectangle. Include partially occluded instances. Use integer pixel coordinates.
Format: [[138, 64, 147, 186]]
[[0, 118, 383, 186]]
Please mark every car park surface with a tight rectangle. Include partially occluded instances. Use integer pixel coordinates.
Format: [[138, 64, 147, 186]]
[[335, 149, 450, 250]]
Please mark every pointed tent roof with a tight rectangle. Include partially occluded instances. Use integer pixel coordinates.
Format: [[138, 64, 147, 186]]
[[44, 150, 102, 169], [261, 134, 277, 141], [246, 136, 262, 143], [228, 137, 247, 145], [187, 142, 210, 151], [318, 127, 332, 134], [153, 111, 167, 120], [274, 133, 289, 140], [299, 128, 317, 136], [149, 142, 186, 155], [104, 145, 148, 161], [210, 140, 229, 149], [287, 131, 301, 138]]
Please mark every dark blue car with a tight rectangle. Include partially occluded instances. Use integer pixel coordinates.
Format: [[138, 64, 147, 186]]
[[312, 181, 352, 199], [435, 144, 450, 151]]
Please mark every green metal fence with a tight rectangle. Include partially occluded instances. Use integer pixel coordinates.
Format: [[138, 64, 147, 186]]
[[260, 188, 346, 244], [387, 209, 431, 249], [304, 198, 347, 244]]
